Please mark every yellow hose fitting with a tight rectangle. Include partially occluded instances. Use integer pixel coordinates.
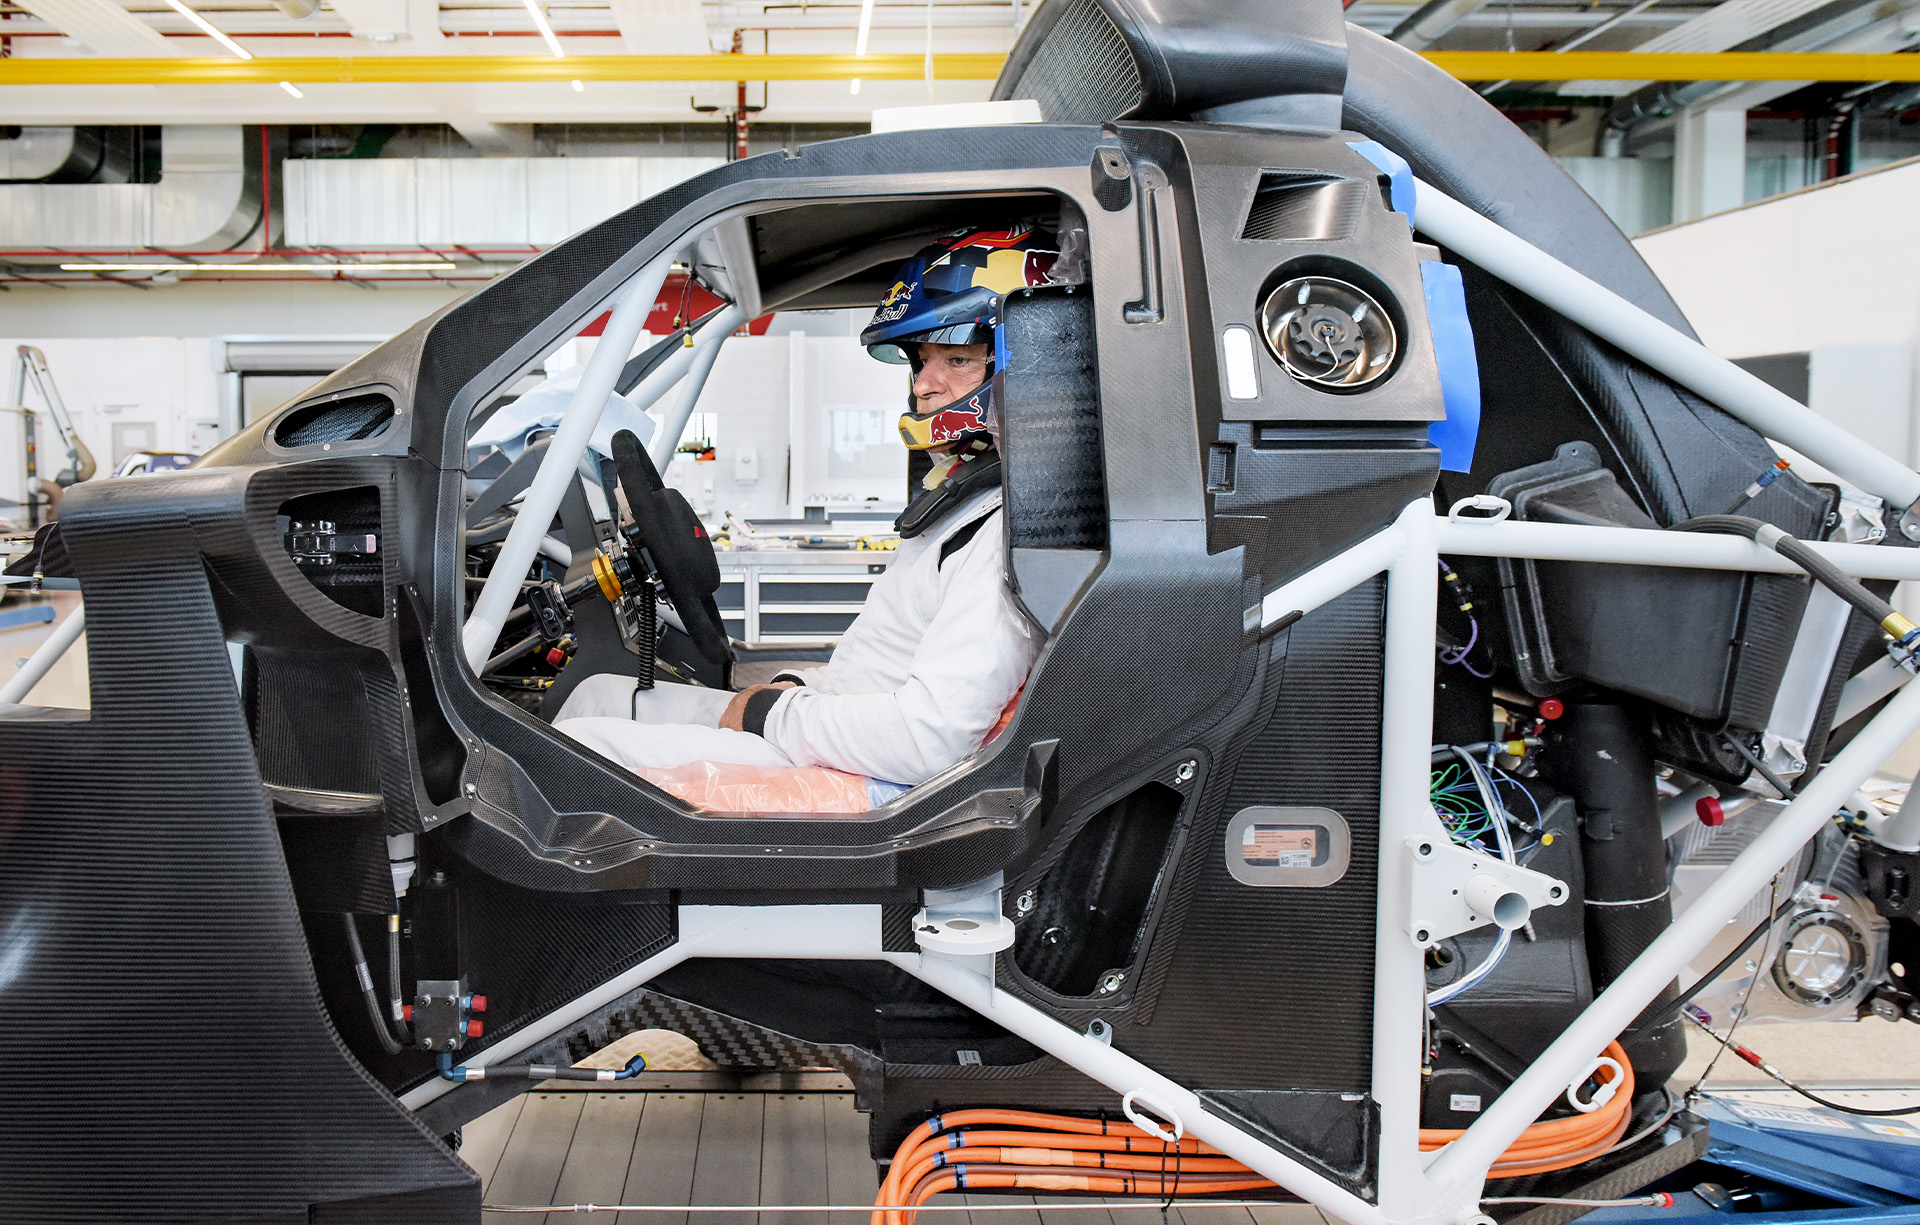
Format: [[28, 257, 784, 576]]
[[1884, 612, 1918, 640]]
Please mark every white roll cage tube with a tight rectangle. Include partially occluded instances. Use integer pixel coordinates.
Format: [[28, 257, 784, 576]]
[[459, 262, 747, 674], [0, 601, 84, 706], [649, 308, 737, 470], [414, 190, 1920, 1224]]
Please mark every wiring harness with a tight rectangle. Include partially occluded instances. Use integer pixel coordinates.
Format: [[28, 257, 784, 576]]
[[873, 1062, 1640, 1225]]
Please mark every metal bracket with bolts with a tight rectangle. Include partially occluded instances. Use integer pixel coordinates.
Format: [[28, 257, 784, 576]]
[[1407, 836, 1567, 947]]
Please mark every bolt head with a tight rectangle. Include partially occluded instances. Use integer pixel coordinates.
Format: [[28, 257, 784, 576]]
[[1015, 890, 1037, 914], [1174, 761, 1196, 783]]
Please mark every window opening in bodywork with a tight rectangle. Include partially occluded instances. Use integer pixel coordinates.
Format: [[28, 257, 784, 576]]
[[458, 191, 1100, 818]]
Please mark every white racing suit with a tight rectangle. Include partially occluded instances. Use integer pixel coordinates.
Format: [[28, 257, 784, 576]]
[[553, 487, 1044, 787]]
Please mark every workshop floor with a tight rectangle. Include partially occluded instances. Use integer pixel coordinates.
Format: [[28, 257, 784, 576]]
[[463, 1087, 1337, 1225], [460, 1029, 1920, 1223]]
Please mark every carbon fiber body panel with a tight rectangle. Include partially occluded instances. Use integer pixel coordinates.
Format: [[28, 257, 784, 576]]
[[0, 479, 476, 1223]]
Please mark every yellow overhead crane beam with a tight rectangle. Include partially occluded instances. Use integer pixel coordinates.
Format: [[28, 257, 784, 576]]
[[0, 51, 1917, 87]]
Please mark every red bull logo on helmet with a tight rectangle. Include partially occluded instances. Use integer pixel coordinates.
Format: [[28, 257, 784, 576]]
[[872, 279, 913, 326]]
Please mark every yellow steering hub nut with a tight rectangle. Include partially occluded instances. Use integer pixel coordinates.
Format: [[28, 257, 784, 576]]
[[592, 551, 624, 603]]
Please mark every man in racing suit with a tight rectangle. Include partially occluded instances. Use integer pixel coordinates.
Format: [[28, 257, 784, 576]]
[[553, 225, 1061, 788]]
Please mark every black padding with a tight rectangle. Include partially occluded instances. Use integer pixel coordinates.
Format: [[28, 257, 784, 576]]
[[653, 489, 723, 595], [1001, 287, 1107, 550], [611, 429, 731, 669]]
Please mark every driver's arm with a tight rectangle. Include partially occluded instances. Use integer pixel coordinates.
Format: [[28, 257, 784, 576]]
[[748, 526, 1041, 785]]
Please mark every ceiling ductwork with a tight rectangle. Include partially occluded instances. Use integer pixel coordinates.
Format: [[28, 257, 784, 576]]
[[1603, 0, 1920, 136], [0, 125, 258, 251], [283, 154, 722, 246]]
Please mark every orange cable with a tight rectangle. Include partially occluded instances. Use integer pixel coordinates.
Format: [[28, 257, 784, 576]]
[[875, 1046, 1637, 1224]]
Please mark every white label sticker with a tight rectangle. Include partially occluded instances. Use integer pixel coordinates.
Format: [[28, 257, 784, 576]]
[[1243, 825, 1317, 868], [1729, 1102, 1853, 1130], [1449, 1094, 1482, 1113]]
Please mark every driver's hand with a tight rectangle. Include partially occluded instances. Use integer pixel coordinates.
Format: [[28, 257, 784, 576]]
[[720, 682, 795, 733]]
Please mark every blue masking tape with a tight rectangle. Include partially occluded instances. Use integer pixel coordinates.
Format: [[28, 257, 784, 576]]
[[1421, 259, 1482, 474], [1346, 140, 1416, 220]]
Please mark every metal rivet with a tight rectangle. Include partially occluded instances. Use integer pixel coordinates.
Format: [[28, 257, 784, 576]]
[[1015, 889, 1037, 915], [1174, 761, 1196, 783], [1096, 970, 1125, 995]]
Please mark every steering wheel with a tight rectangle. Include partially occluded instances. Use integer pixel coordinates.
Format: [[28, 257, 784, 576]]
[[609, 429, 734, 683]]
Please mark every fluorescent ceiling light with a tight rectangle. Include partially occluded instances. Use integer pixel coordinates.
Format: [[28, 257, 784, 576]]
[[852, 0, 874, 93], [160, 0, 252, 60], [855, 0, 875, 54], [279, 80, 304, 98], [523, 0, 565, 58], [62, 262, 459, 273]]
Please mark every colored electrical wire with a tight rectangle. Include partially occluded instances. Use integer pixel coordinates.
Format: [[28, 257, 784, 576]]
[[1681, 1011, 1920, 1116], [1437, 557, 1495, 677], [1421, 1043, 1638, 1177], [437, 1050, 648, 1083], [1426, 749, 1523, 1007]]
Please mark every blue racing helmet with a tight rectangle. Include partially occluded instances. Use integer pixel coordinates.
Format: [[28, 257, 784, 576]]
[[862, 225, 1061, 451]]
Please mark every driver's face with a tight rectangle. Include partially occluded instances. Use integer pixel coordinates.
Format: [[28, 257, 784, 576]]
[[911, 342, 991, 413]]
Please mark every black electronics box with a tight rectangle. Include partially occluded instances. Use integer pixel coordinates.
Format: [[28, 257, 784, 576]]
[[1490, 442, 1807, 726]]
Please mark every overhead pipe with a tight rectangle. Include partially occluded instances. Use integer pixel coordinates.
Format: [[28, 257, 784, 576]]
[[6, 51, 1920, 87], [1601, 0, 1920, 138], [1389, 0, 1493, 50]]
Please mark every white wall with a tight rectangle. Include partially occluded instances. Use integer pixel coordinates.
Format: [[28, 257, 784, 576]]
[[0, 286, 901, 530], [1635, 158, 1920, 468], [0, 337, 223, 510], [0, 281, 470, 516]]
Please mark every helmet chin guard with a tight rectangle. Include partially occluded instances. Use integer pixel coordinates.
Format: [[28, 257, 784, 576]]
[[897, 370, 1001, 453]]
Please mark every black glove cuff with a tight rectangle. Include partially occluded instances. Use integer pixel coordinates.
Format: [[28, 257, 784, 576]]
[[769, 671, 810, 687], [741, 686, 786, 738]]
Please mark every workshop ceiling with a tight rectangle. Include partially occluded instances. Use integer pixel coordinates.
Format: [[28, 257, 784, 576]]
[[0, 0, 1915, 125]]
